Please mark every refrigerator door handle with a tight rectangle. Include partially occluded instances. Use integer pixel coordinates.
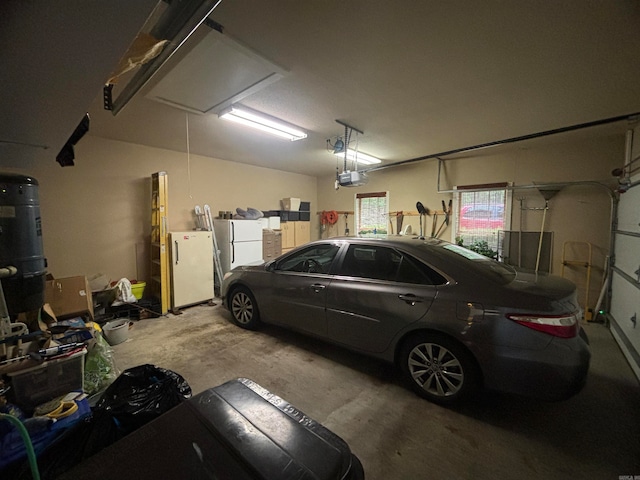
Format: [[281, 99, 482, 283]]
[[231, 242, 235, 265], [174, 240, 179, 264], [231, 221, 235, 243]]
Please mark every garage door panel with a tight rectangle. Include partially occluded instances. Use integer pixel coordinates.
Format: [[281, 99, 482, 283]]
[[613, 234, 640, 279], [610, 273, 640, 347], [618, 185, 640, 233], [610, 126, 640, 380]]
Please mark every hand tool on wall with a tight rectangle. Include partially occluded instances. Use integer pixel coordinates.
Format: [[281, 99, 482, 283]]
[[431, 211, 438, 237], [435, 199, 452, 238], [416, 202, 430, 238], [397, 211, 404, 234]]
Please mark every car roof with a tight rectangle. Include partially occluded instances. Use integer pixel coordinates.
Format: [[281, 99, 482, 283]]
[[316, 235, 443, 248]]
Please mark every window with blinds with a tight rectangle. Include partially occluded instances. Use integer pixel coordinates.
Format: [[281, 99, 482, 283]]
[[355, 192, 389, 236], [455, 184, 508, 253]]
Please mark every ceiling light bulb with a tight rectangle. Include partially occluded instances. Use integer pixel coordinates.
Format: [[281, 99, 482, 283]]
[[332, 148, 381, 165], [219, 105, 307, 141]]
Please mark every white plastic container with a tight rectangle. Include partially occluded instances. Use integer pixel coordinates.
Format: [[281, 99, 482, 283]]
[[268, 216, 281, 229], [103, 319, 130, 345]]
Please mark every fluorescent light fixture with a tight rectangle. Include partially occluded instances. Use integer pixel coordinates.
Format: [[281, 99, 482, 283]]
[[333, 148, 382, 165], [219, 104, 307, 141]]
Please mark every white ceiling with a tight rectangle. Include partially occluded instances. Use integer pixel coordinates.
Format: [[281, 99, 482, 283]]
[[4, 1, 640, 176]]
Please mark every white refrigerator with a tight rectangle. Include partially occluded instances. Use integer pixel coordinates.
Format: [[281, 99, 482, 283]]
[[213, 219, 263, 274], [169, 231, 215, 309]]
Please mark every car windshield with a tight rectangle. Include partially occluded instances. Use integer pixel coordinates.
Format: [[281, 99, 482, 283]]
[[438, 243, 516, 284]]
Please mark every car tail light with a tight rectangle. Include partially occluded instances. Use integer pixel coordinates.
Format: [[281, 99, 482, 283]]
[[506, 313, 579, 338]]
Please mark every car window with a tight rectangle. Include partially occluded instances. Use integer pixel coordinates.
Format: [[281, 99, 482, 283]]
[[340, 245, 445, 285], [441, 243, 515, 283], [277, 244, 340, 274], [395, 252, 447, 285]]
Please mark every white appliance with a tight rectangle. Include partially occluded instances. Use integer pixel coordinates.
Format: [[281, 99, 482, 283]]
[[169, 231, 215, 309], [213, 219, 263, 274]]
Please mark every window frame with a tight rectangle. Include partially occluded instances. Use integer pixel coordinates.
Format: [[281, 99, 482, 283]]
[[452, 183, 512, 256], [354, 191, 389, 237]]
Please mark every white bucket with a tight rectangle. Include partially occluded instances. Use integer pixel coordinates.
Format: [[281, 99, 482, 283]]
[[103, 319, 130, 345]]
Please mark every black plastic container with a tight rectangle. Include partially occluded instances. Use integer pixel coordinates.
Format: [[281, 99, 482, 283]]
[[60, 378, 365, 480], [276, 210, 289, 222], [0, 173, 47, 315]]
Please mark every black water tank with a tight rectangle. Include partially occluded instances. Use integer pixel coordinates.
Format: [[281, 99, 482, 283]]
[[0, 174, 47, 315]]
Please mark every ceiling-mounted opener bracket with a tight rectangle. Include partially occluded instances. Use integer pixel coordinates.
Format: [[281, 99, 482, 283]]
[[334, 120, 364, 170], [335, 120, 364, 135]]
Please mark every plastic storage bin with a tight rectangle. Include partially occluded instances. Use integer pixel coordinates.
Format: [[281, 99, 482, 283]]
[[58, 378, 364, 480], [7, 349, 87, 409]]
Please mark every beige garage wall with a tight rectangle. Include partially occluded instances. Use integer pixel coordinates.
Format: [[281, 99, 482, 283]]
[[2, 130, 623, 318], [316, 133, 624, 317], [3, 136, 317, 283]]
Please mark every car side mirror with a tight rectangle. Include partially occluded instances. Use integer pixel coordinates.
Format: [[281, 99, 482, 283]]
[[265, 261, 277, 272]]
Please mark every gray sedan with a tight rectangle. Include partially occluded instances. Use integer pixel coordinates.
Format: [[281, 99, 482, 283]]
[[221, 236, 590, 404]]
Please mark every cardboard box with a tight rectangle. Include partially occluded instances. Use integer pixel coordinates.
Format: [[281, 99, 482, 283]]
[[45, 276, 94, 321], [281, 197, 300, 211]]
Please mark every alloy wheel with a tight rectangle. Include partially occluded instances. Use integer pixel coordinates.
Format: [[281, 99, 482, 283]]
[[408, 342, 464, 398], [231, 291, 254, 325]]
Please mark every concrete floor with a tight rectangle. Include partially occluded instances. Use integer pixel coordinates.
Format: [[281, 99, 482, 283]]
[[112, 303, 640, 480]]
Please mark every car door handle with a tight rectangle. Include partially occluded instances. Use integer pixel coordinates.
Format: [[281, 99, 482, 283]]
[[398, 294, 423, 306], [310, 284, 326, 293]]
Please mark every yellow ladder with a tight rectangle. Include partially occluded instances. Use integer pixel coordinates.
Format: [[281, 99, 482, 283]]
[[561, 241, 593, 321], [150, 172, 171, 314]]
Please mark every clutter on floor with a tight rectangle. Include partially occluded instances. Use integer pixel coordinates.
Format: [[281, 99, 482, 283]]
[[2, 364, 191, 479], [0, 272, 163, 478]]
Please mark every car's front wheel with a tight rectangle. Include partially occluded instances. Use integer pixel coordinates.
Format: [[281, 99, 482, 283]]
[[229, 287, 260, 330], [399, 333, 479, 405]]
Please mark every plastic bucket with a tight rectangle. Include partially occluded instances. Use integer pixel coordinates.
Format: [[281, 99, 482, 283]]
[[131, 281, 146, 300], [103, 319, 130, 345]]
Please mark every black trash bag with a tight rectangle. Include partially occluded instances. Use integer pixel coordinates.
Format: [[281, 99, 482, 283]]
[[6, 365, 192, 480], [94, 364, 192, 437]]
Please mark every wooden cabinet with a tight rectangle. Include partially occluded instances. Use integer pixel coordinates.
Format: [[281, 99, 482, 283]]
[[280, 223, 296, 250], [280, 221, 310, 254], [294, 221, 310, 244]]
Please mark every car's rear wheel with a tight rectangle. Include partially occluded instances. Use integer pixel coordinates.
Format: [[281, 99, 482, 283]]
[[229, 287, 260, 330], [399, 333, 479, 405]]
